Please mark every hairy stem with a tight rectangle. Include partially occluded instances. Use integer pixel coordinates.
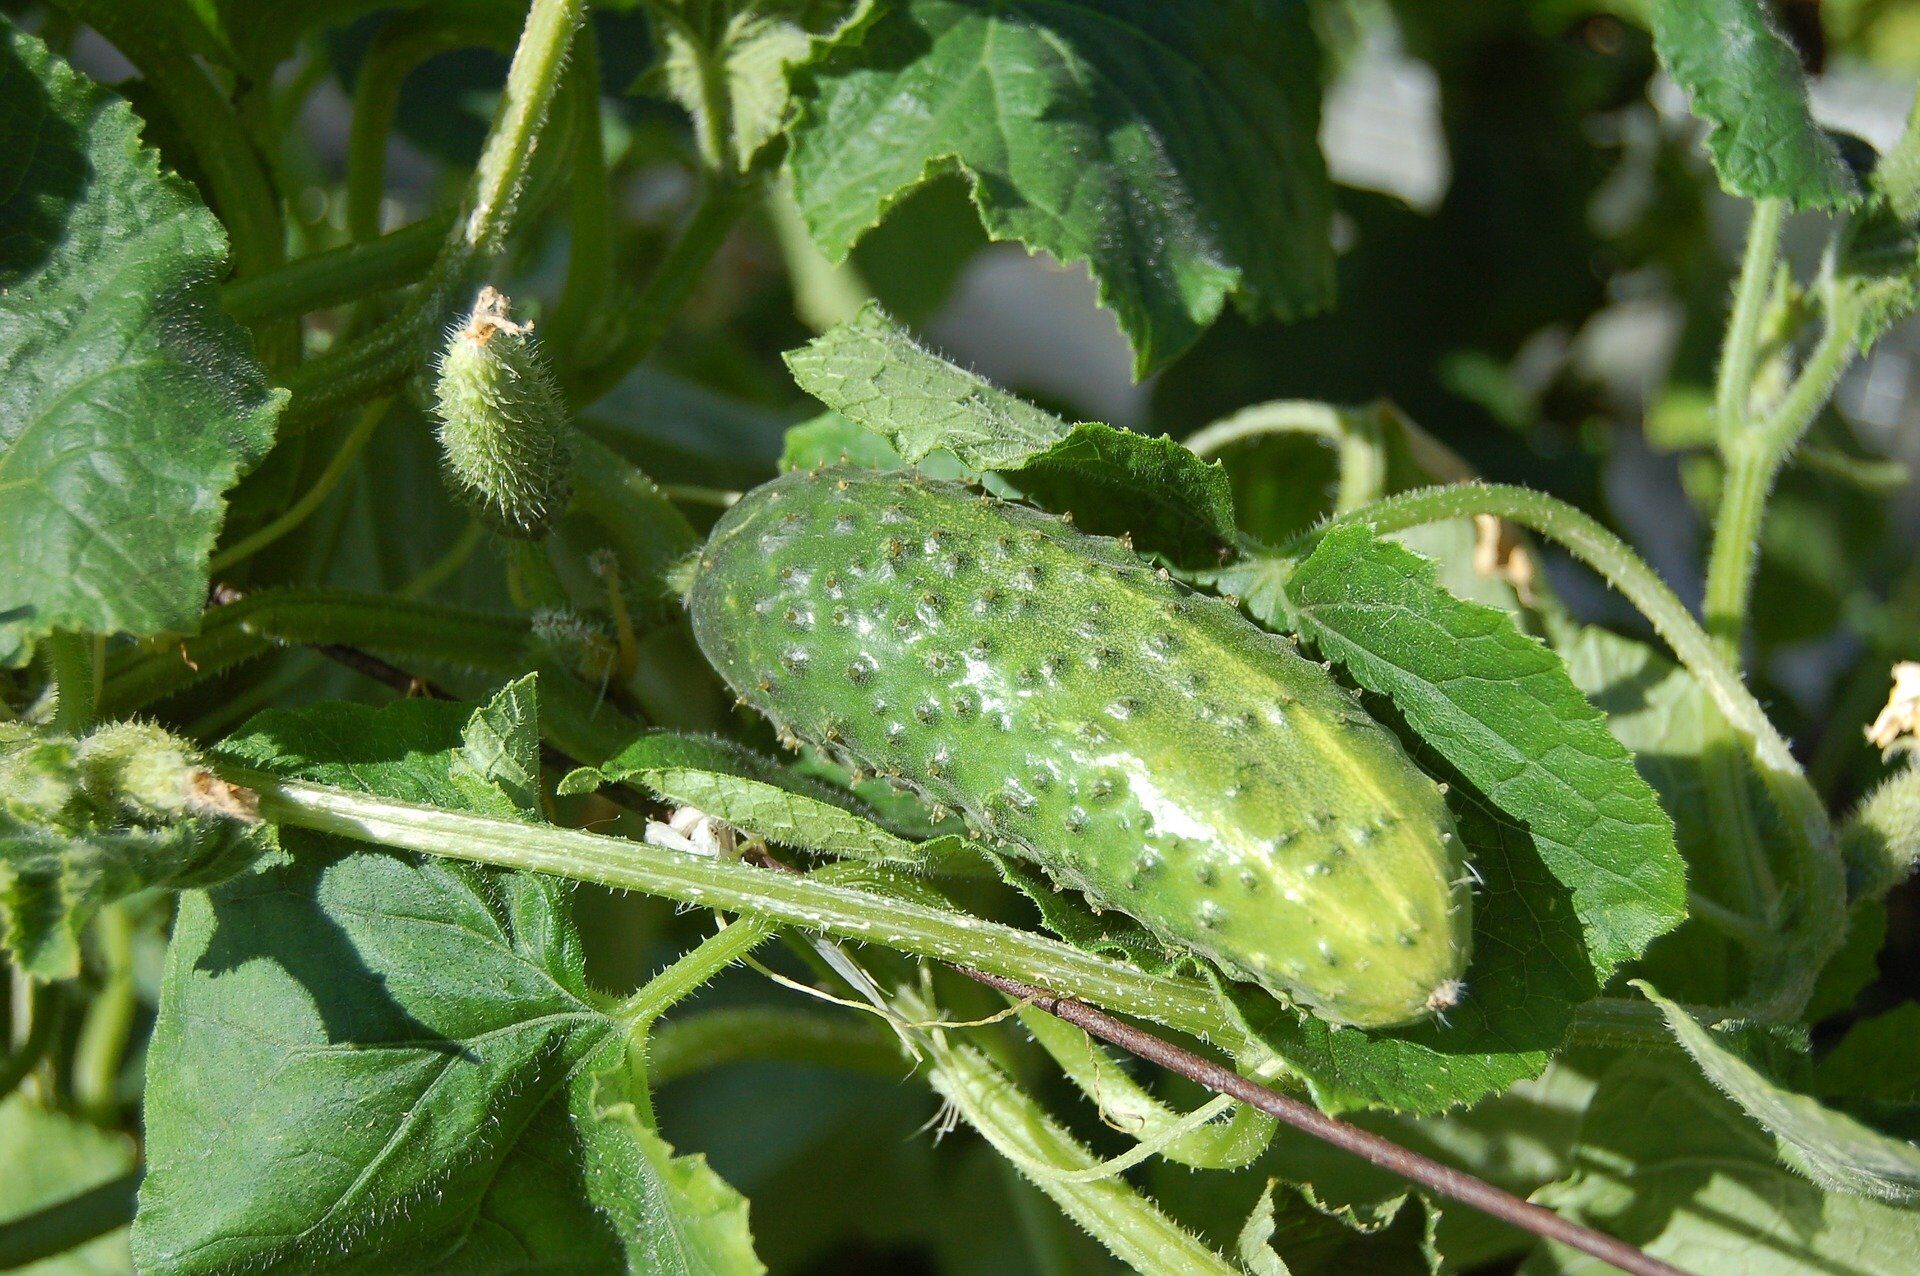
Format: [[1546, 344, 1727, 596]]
[[543, 27, 613, 362], [44, 632, 98, 734], [568, 174, 763, 404], [1712, 199, 1785, 447], [221, 213, 453, 323], [72, 904, 136, 1121], [238, 773, 1229, 1039], [616, 917, 779, 1025], [1703, 318, 1859, 654]]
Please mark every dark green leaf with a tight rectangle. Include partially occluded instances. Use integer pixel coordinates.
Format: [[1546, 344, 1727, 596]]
[[787, 0, 1333, 372], [1648, 0, 1858, 209], [1292, 527, 1685, 978], [135, 688, 761, 1273], [0, 26, 283, 663]]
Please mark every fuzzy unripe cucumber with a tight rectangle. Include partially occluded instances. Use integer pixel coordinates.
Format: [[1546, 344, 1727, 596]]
[[689, 469, 1473, 1029], [432, 287, 573, 539]]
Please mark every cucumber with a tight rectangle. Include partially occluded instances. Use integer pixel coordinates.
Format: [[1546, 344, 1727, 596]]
[[688, 469, 1471, 1028]]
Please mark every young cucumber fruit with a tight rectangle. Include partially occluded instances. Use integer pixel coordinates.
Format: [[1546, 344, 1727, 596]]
[[689, 469, 1472, 1028]]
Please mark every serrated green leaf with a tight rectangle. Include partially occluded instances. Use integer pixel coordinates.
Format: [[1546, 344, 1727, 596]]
[[1293, 527, 1685, 978], [1834, 96, 1920, 350], [559, 729, 926, 865], [0, 26, 283, 664], [646, 0, 868, 170], [787, 0, 1333, 373], [456, 674, 545, 815], [1236, 1180, 1438, 1276], [136, 693, 762, 1273], [1648, 0, 1858, 210], [1641, 984, 1920, 1206], [1531, 1053, 1920, 1275], [784, 305, 1236, 563], [0, 1094, 137, 1275], [579, 1052, 766, 1276]]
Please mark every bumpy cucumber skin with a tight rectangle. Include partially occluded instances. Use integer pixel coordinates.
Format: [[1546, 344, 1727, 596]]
[[690, 469, 1471, 1028]]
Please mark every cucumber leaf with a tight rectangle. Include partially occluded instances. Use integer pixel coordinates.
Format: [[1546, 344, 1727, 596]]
[[1642, 985, 1920, 1206], [786, 0, 1334, 373], [134, 685, 763, 1274], [1292, 526, 1685, 979], [1533, 1054, 1920, 1274], [1648, 0, 1858, 210], [0, 26, 283, 663], [785, 305, 1236, 565]]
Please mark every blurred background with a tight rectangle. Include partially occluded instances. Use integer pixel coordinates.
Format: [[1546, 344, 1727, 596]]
[[15, 1, 1920, 1270]]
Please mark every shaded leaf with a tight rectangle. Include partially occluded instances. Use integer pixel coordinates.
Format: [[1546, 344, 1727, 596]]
[[1531, 1054, 1920, 1275], [1648, 0, 1857, 210], [0, 26, 283, 663], [1293, 527, 1685, 977], [787, 0, 1333, 372], [1643, 985, 1920, 1206], [135, 690, 761, 1273], [0, 1094, 136, 1275]]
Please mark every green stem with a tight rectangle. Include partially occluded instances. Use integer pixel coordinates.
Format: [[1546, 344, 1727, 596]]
[[99, 590, 531, 717], [543, 27, 613, 362], [0, 983, 62, 1104], [568, 174, 763, 405], [616, 917, 779, 1024], [72, 904, 136, 1121], [0, 1171, 140, 1270], [1712, 199, 1785, 447], [645, 1006, 905, 1087], [401, 521, 489, 599], [281, 0, 586, 435], [1183, 400, 1343, 457], [240, 773, 1230, 1040], [912, 991, 1238, 1276], [1687, 889, 1775, 949], [221, 213, 453, 323], [210, 400, 392, 574], [1702, 318, 1859, 654], [45, 632, 97, 734]]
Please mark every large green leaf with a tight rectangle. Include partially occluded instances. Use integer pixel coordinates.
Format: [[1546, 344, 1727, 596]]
[[1643, 986, 1920, 1206], [784, 305, 1236, 564], [0, 26, 283, 664], [134, 686, 761, 1274], [1292, 527, 1685, 978], [1531, 1054, 1920, 1275], [787, 0, 1333, 373], [1648, 0, 1858, 210]]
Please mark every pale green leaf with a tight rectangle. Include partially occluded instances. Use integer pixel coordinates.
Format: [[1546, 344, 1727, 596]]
[[1292, 527, 1686, 977], [1531, 1054, 1920, 1275], [1642, 984, 1920, 1206], [1648, 0, 1858, 209], [0, 26, 283, 663], [455, 674, 546, 815], [0, 1095, 136, 1275], [561, 729, 927, 865], [787, 0, 1334, 373]]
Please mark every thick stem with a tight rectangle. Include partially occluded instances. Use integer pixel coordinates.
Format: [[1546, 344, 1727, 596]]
[[72, 904, 136, 1121], [99, 590, 531, 717], [45, 632, 97, 734], [222, 213, 452, 323], [543, 28, 613, 362], [239, 773, 1230, 1040], [615, 917, 778, 1024], [0, 982, 62, 1104]]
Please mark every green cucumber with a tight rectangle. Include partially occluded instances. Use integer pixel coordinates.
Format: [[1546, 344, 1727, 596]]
[[688, 469, 1471, 1028]]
